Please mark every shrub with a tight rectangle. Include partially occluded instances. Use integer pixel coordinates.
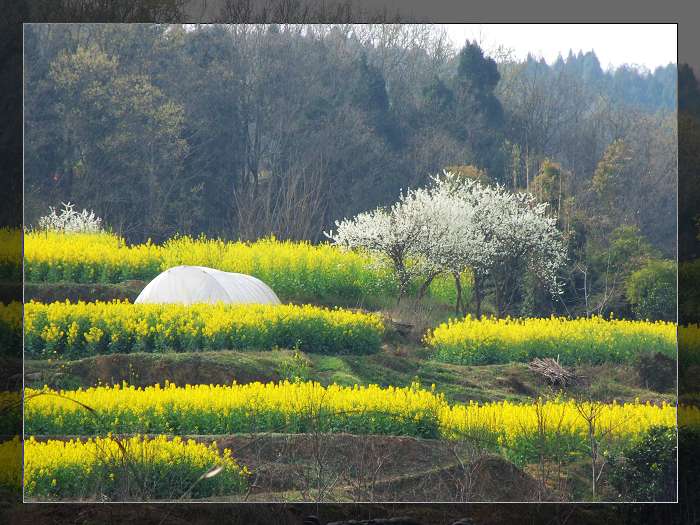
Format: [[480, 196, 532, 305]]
[[24, 435, 249, 500], [609, 426, 677, 501], [626, 259, 676, 322], [635, 351, 676, 392], [24, 300, 384, 358], [275, 348, 312, 382], [425, 315, 676, 365]]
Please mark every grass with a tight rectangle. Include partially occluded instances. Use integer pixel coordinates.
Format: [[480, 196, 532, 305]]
[[25, 345, 675, 406]]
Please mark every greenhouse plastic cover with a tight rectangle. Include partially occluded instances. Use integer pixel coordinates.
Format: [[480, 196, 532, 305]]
[[134, 265, 281, 305]]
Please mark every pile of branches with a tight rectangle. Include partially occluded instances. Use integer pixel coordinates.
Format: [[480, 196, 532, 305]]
[[527, 357, 578, 387]]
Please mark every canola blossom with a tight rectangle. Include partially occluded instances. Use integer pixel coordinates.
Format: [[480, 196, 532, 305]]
[[25, 382, 675, 448], [23, 231, 396, 302], [679, 404, 700, 429], [24, 300, 385, 358], [679, 324, 700, 367], [25, 381, 444, 438], [0, 437, 22, 491], [23, 435, 249, 500], [425, 315, 676, 365], [23, 231, 470, 304], [0, 227, 21, 281], [24, 231, 163, 283]]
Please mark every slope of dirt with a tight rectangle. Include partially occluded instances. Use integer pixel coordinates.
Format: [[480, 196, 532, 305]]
[[25, 280, 145, 303], [25, 349, 676, 405], [209, 433, 541, 502]]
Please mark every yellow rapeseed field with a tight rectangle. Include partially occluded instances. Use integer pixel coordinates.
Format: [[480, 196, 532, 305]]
[[426, 315, 676, 365], [24, 434, 249, 500], [24, 300, 384, 357], [679, 324, 700, 366], [0, 437, 21, 491], [25, 382, 675, 445], [0, 227, 21, 280], [23, 231, 396, 302]]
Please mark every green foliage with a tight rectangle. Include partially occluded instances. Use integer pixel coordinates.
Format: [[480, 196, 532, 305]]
[[573, 225, 659, 318], [609, 426, 677, 501], [276, 347, 312, 382], [531, 159, 566, 210], [607, 225, 657, 269], [634, 351, 676, 392], [592, 139, 630, 197], [626, 259, 676, 321], [453, 41, 505, 180], [680, 260, 700, 324]]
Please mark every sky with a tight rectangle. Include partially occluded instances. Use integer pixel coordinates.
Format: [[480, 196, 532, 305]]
[[442, 24, 677, 71]]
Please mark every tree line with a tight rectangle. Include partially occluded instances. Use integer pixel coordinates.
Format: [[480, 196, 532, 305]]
[[24, 23, 677, 319]]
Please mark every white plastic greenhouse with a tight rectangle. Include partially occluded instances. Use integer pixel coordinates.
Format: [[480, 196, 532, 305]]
[[134, 265, 281, 305]]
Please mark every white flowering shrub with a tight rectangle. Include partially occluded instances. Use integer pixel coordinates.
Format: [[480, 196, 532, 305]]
[[326, 170, 568, 314], [37, 202, 103, 234]]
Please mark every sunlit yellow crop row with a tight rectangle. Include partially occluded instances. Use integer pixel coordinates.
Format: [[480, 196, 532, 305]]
[[440, 398, 675, 443], [0, 227, 21, 280], [24, 300, 384, 358], [24, 435, 249, 500], [25, 382, 675, 445], [25, 381, 443, 438], [679, 404, 700, 428], [679, 324, 700, 366], [426, 315, 676, 365], [0, 437, 21, 490], [24, 231, 163, 282], [23, 231, 396, 303]]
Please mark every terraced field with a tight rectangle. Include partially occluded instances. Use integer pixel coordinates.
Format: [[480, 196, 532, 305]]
[[11, 232, 679, 502]]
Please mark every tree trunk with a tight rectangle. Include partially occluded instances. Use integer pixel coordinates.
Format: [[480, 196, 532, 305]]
[[473, 274, 482, 319], [525, 142, 530, 192], [495, 278, 503, 318], [394, 259, 408, 306], [417, 271, 439, 301], [453, 272, 463, 316]]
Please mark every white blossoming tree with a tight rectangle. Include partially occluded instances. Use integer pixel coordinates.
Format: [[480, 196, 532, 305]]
[[325, 170, 568, 316], [37, 202, 103, 234], [324, 185, 450, 301], [463, 182, 568, 317]]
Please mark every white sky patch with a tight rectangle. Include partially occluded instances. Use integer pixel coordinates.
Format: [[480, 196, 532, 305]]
[[441, 24, 677, 72]]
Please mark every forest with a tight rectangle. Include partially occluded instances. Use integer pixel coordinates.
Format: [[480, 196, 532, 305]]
[[23, 23, 678, 320]]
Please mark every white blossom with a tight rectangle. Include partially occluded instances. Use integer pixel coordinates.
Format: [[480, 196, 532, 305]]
[[37, 202, 103, 234], [325, 170, 568, 304]]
